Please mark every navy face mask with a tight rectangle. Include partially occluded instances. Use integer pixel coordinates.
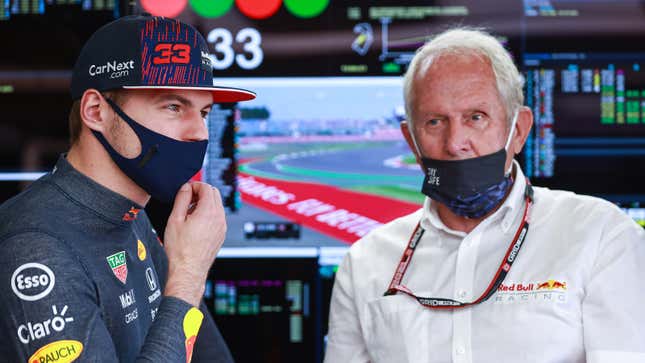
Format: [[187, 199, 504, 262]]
[[412, 112, 518, 219], [92, 98, 208, 203]]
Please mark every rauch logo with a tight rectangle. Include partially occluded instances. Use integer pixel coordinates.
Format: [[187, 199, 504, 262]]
[[28, 340, 83, 363]]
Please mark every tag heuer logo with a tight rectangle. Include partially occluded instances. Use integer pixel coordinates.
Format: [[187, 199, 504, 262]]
[[107, 251, 128, 284]]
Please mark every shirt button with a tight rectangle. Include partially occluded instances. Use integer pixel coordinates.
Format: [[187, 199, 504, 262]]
[[456, 346, 465, 355]]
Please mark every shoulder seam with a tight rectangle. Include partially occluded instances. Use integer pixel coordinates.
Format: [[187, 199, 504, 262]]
[[43, 180, 127, 227]]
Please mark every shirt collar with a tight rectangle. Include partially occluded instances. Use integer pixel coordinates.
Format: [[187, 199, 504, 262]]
[[48, 154, 144, 225], [421, 160, 527, 237]]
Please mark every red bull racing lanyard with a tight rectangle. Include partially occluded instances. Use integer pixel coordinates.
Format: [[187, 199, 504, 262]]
[[383, 180, 534, 309]]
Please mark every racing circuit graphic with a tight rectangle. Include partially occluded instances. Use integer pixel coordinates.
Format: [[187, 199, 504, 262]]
[[214, 78, 425, 245]]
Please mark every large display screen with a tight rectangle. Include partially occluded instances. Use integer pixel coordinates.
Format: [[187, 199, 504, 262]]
[[217, 77, 421, 246]]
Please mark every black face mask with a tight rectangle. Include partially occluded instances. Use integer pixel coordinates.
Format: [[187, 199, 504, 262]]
[[412, 112, 517, 218], [93, 98, 208, 203]]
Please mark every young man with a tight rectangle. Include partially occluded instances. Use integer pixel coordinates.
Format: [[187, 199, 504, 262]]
[[0, 15, 255, 362], [325, 28, 645, 363]]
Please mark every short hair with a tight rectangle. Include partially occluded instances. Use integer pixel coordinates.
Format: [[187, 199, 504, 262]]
[[68, 90, 127, 146], [403, 27, 524, 127]]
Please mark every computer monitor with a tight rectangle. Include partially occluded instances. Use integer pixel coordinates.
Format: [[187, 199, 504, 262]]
[[204, 253, 322, 363], [0, 0, 123, 201], [521, 0, 645, 225]]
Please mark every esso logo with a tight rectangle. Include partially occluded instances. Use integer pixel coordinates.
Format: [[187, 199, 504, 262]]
[[11, 263, 56, 301]]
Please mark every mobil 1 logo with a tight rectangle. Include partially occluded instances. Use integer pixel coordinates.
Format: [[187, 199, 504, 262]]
[[11, 262, 56, 301]]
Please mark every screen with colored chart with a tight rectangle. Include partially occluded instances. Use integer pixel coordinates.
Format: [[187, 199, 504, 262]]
[[520, 0, 645, 225]]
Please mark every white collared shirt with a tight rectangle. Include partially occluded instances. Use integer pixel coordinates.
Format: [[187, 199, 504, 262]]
[[324, 164, 645, 363]]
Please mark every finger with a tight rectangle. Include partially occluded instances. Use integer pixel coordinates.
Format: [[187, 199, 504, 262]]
[[209, 187, 226, 222], [187, 203, 197, 215], [211, 186, 223, 208], [168, 183, 193, 222], [189, 182, 215, 217]]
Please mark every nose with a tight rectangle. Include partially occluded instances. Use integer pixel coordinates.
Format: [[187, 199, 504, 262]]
[[444, 119, 472, 157], [183, 112, 209, 142]]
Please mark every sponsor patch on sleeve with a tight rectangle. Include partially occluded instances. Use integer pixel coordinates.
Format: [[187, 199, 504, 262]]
[[28, 340, 83, 363], [11, 262, 55, 302], [183, 307, 203, 363], [17, 305, 74, 345], [137, 240, 147, 261]]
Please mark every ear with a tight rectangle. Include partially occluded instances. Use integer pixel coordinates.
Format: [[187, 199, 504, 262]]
[[400, 120, 422, 165], [79, 89, 113, 133], [509, 106, 533, 155]]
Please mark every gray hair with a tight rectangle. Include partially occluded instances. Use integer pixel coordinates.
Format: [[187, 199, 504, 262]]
[[403, 27, 524, 127]]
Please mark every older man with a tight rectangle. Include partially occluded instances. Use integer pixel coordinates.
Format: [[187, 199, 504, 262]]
[[325, 28, 645, 363], [0, 15, 255, 362]]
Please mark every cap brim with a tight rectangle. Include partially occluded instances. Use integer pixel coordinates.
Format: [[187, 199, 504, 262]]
[[122, 85, 256, 103]]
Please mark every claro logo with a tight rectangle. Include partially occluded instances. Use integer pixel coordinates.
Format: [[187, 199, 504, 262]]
[[18, 305, 74, 344], [11, 263, 56, 301], [88, 60, 135, 79]]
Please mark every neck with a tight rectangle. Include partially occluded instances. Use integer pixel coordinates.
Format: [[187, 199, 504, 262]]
[[67, 132, 150, 206]]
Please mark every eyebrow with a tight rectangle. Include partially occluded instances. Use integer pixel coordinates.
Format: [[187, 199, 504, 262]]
[[154, 94, 212, 110], [423, 104, 491, 116], [463, 102, 492, 111]]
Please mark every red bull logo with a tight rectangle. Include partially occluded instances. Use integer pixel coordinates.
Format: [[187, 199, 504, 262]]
[[183, 308, 204, 363], [536, 280, 567, 290], [122, 207, 141, 221], [498, 280, 568, 292], [137, 240, 147, 261], [495, 279, 568, 304]]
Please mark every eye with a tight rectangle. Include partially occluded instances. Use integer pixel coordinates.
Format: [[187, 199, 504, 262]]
[[201, 110, 210, 119], [426, 119, 441, 127], [166, 104, 181, 112], [471, 113, 484, 121]]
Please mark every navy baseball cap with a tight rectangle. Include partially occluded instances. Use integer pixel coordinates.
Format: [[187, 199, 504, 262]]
[[71, 15, 255, 102]]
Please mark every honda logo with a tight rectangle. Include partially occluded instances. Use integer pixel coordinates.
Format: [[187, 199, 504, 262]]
[[145, 267, 157, 291]]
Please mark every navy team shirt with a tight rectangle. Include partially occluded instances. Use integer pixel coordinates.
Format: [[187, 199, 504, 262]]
[[0, 155, 234, 362]]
